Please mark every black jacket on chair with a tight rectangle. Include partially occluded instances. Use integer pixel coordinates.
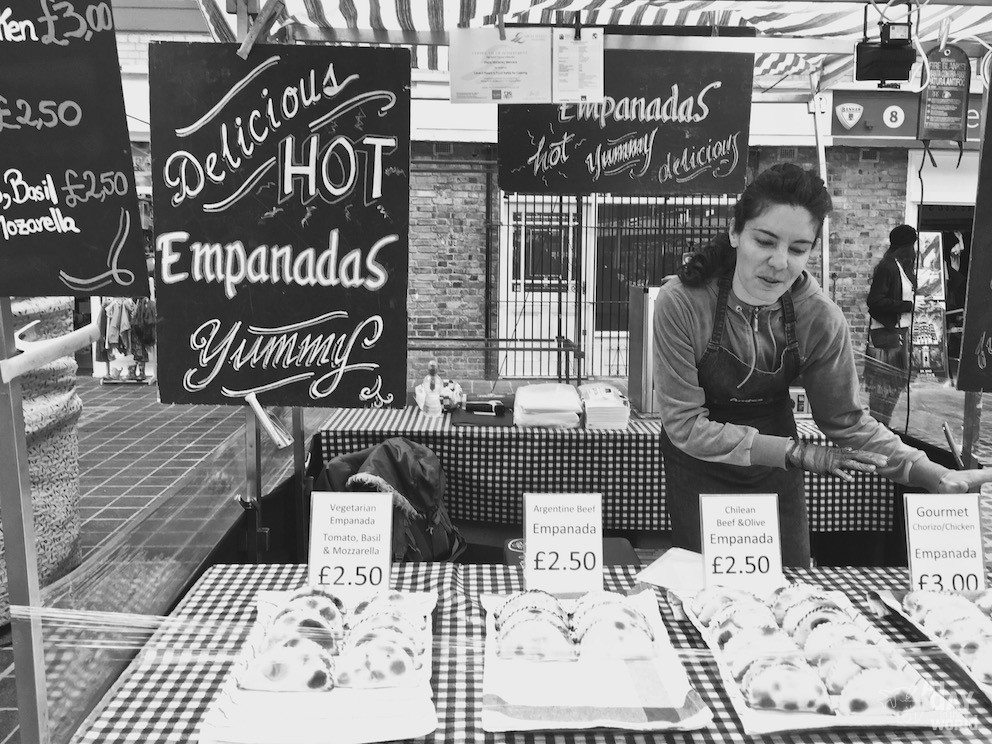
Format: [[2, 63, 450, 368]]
[[867, 256, 914, 329]]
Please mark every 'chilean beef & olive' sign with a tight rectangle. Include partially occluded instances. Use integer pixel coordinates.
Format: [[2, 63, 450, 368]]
[[150, 43, 410, 407], [0, 0, 146, 296], [498, 50, 753, 195]]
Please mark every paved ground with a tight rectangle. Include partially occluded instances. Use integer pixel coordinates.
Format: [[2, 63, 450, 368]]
[[0, 375, 244, 744]]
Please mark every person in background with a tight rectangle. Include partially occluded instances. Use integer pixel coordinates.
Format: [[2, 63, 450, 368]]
[[653, 164, 990, 568], [864, 225, 917, 427], [942, 231, 967, 370]]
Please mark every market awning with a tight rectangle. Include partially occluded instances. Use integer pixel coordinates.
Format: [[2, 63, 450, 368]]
[[193, 0, 992, 93]]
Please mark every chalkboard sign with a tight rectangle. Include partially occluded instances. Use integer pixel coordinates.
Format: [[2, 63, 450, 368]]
[[150, 43, 410, 407], [498, 50, 753, 195], [918, 45, 970, 143], [0, 0, 146, 297], [956, 89, 992, 392]]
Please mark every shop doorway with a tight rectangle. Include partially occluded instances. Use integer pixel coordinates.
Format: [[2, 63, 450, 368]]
[[917, 203, 973, 380]]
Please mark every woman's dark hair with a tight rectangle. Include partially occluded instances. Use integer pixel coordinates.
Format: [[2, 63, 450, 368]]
[[678, 163, 833, 286]]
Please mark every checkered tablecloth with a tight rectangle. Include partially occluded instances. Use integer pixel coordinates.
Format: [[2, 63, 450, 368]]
[[74, 563, 992, 744], [315, 409, 896, 532]]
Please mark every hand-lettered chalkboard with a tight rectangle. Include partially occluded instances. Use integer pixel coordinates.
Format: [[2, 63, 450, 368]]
[[957, 90, 992, 392], [498, 50, 753, 195], [0, 0, 146, 297], [150, 43, 410, 407]]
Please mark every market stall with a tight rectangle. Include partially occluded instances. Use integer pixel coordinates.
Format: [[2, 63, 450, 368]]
[[6, 2, 992, 743]]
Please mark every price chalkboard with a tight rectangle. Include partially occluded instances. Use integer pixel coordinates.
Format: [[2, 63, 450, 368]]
[[0, 0, 146, 297], [150, 43, 410, 407], [498, 50, 753, 195]]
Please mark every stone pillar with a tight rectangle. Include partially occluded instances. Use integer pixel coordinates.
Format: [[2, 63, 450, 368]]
[[0, 297, 83, 622]]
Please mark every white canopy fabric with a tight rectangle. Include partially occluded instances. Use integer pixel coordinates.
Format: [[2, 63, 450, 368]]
[[194, 0, 992, 92]]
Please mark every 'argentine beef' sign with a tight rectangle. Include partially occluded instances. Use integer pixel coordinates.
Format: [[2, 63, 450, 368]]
[[150, 43, 410, 407], [499, 50, 753, 195], [0, 0, 146, 296]]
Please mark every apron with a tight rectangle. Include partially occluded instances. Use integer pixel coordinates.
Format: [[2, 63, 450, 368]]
[[661, 277, 810, 567]]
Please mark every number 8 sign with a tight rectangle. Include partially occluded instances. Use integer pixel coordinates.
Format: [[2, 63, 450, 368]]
[[883, 105, 906, 129]]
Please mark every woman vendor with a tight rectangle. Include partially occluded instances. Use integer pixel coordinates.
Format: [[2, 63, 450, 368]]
[[653, 163, 989, 567]]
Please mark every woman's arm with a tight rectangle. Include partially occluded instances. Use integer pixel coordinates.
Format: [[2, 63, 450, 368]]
[[800, 297, 940, 484]]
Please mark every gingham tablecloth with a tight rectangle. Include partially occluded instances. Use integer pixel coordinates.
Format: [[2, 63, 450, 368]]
[[75, 563, 992, 744], [315, 409, 896, 532]]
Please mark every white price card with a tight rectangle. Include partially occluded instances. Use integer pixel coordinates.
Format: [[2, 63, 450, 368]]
[[309, 491, 392, 601], [905, 493, 986, 593], [523, 492, 603, 594], [552, 27, 605, 103], [700, 494, 784, 591], [449, 27, 553, 104]]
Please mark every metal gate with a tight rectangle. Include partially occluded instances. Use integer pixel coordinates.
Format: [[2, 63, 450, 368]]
[[492, 192, 734, 379]]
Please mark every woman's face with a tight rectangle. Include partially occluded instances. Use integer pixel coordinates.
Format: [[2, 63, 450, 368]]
[[730, 204, 819, 306]]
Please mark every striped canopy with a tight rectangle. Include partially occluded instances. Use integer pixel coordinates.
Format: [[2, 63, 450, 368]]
[[195, 0, 992, 91]]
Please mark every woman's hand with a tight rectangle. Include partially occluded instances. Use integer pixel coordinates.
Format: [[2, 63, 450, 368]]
[[937, 469, 990, 493], [786, 440, 888, 482]]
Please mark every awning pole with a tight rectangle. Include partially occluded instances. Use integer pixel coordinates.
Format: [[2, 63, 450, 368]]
[[808, 72, 831, 296], [0, 298, 50, 744]]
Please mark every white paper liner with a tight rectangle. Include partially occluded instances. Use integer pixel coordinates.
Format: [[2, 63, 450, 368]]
[[677, 586, 974, 734], [479, 591, 713, 732], [197, 589, 439, 744], [875, 589, 992, 706]]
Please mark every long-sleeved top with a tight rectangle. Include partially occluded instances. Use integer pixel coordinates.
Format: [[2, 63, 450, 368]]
[[652, 271, 947, 490], [867, 255, 914, 329]]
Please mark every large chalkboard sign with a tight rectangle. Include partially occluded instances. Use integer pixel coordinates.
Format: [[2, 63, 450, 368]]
[[150, 43, 410, 407], [0, 0, 145, 296], [957, 88, 992, 392], [498, 50, 753, 195]]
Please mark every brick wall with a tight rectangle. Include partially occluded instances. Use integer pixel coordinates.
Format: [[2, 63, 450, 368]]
[[747, 146, 909, 355], [407, 142, 495, 389], [117, 31, 206, 72], [825, 147, 909, 352]]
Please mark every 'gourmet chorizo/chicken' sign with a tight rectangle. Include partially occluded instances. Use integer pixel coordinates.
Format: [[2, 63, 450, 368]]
[[150, 43, 410, 407]]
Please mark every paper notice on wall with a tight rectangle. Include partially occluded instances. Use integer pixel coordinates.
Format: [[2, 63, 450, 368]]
[[450, 27, 553, 104], [552, 28, 604, 103]]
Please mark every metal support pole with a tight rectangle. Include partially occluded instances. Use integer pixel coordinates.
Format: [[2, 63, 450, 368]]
[[0, 298, 50, 744], [808, 73, 831, 296], [244, 408, 263, 562], [292, 407, 309, 562], [961, 391, 983, 469]]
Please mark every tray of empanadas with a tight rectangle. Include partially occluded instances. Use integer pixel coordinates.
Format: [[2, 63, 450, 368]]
[[197, 586, 438, 744], [479, 589, 713, 732], [680, 582, 972, 734], [874, 587, 992, 705]]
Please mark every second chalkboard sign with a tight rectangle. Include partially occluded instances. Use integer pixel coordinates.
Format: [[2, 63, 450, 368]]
[[0, 0, 146, 297], [498, 49, 754, 195], [150, 43, 411, 408]]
